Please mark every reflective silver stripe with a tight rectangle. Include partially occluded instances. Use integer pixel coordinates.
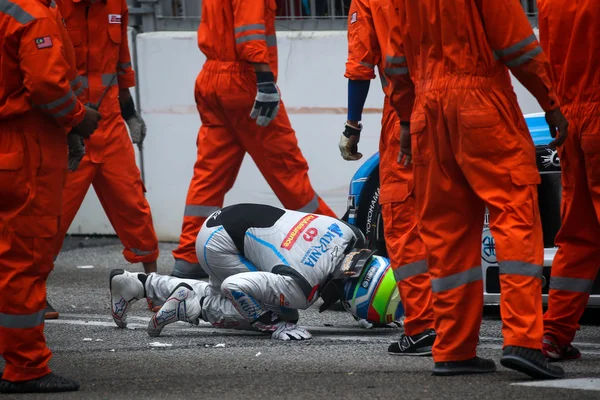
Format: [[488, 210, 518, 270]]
[[50, 0, 56, 8], [53, 98, 78, 118], [384, 67, 409, 75], [70, 76, 82, 88], [379, 73, 388, 89], [505, 46, 543, 67], [38, 89, 76, 111], [172, 259, 203, 278], [118, 62, 132, 70], [73, 85, 84, 97], [0, 309, 45, 329], [234, 24, 266, 34], [360, 61, 375, 69], [296, 194, 320, 213], [386, 55, 406, 64], [498, 261, 542, 278], [130, 248, 155, 256], [393, 259, 428, 281], [184, 205, 220, 217], [236, 34, 266, 45], [102, 73, 118, 87], [266, 34, 277, 47], [80, 76, 89, 88], [0, 0, 35, 24], [431, 266, 482, 293], [549, 276, 594, 293], [495, 34, 537, 58]]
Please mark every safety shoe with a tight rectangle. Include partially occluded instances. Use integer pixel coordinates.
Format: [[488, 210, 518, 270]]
[[501, 345, 565, 379], [0, 373, 80, 394], [110, 269, 146, 328], [147, 283, 201, 337], [432, 357, 497, 376], [44, 300, 59, 320], [542, 334, 581, 361], [388, 329, 436, 356]]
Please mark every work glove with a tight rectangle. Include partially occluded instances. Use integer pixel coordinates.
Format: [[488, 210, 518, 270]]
[[125, 111, 147, 146], [397, 122, 412, 166], [67, 132, 86, 172], [250, 71, 280, 127], [271, 322, 312, 341], [545, 107, 569, 149], [73, 106, 101, 139], [339, 122, 362, 160]]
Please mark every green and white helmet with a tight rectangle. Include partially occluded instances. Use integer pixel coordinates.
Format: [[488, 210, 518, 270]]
[[319, 249, 404, 325], [341, 254, 404, 324]]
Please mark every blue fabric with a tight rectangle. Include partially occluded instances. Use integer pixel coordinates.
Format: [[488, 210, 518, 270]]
[[347, 79, 371, 122]]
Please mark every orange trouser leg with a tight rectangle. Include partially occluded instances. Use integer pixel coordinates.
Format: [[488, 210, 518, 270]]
[[414, 84, 545, 362], [0, 118, 67, 381], [91, 122, 159, 264], [52, 154, 97, 257], [544, 103, 600, 346], [379, 99, 433, 336], [240, 101, 336, 218], [172, 67, 246, 277]]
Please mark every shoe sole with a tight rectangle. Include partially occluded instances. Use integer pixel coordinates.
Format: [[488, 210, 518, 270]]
[[388, 349, 433, 357], [500, 355, 565, 380], [44, 312, 59, 320]]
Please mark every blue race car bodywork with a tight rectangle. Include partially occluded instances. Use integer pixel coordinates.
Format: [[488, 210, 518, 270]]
[[343, 112, 600, 306]]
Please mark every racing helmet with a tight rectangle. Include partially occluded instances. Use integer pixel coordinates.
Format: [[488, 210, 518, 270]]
[[319, 249, 404, 325]]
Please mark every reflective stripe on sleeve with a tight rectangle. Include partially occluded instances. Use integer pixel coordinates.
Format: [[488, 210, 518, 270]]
[[504, 46, 543, 67], [384, 67, 409, 76], [118, 62, 132, 70], [1, 0, 35, 24], [130, 248, 155, 256], [386, 55, 406, 64], [235, 24, 266, 34], [266, 34, 277, 47], [360, 61, 375, 69], [236, 34, 266, 45], [102, 73, 118, 87], [494, 34, 537, 59]]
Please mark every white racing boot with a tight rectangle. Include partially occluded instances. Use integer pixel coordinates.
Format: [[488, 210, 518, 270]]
[[147, 283, 202, 337], [110, 269, 146, 328]]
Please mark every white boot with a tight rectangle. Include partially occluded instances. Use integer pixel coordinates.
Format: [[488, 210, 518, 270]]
[[147, 283, 202, 337], [110, 269, 146, 328]]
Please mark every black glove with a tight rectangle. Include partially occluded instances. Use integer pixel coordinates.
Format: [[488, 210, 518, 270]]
[[339, 122, 363, 160], [67, 131, 86, 172], [250, 71, 280, 127]]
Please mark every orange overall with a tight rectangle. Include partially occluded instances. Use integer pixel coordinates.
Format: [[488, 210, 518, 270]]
[[539, 0, 600, 347], [171, 0, 336, 278], [344, 0, 433, 336], [52, 0, 159, 264], [386, 0, 560, 362], [0, 0, 86, 381]]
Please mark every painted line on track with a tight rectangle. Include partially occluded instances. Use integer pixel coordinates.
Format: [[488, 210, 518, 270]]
[[511, 378, 600, 391]]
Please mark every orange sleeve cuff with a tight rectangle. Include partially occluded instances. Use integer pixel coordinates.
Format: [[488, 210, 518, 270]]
[[118, 71, 136, 89]]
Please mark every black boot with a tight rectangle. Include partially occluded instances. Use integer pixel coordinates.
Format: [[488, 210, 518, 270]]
[[432, 356, 497, 376], [0, 373, 80, 394], [501, 346, 565, 380]]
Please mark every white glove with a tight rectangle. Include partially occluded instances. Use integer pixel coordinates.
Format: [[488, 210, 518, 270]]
[[339, 122, 363, 160], [271, 322, 312, 341], [126, 111, 147, 145]]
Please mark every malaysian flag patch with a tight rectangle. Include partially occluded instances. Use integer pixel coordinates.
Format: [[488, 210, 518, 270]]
[[108, 14, 121, 24], [35, 36, 53, 49], [351, 12, 357, 24]]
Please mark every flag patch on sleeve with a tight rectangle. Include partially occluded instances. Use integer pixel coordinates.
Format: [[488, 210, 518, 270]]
[[108, 14, 121, 24], [35, 36, 53, 49], [351, 12, 357, 24]]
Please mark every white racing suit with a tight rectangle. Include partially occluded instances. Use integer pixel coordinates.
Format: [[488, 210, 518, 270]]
[[146, 204, 363, 330]]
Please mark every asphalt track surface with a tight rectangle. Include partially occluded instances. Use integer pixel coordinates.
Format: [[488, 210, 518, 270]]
[[1, 237, 599, 399]]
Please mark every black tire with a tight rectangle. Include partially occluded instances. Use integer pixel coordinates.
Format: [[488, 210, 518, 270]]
[[353, 168, 388, 257]]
